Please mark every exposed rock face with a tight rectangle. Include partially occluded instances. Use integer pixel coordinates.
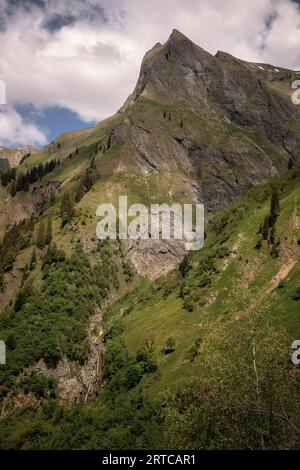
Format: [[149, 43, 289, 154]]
[[115, 30, 300, 200], [0, 181, 61, 230], [0, 156, 9, 173], [125, 237, 186, 281], [31, 307, 104, 403], [0, 145, 37, 168], [126, 29, 300, 155], [31, 181, 61, 215], [107, 30, 300, 277]]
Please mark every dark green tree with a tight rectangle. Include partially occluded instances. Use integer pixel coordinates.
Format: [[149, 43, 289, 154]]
[[10, 180, 16, 197], [75, 169, 94, 203], [179, 254, 191, 277], [90, 155, 96, 170], [288, 157, 294, 170], [261, 215, 270, 240], [45, 216, 53, 245], [60, 192, 75, 226], [107, 132, 112, 150], [29, 249, 36, 270], [36, 219, 46, 249], [6, 333, 16, 351], [14, 278, 33, 312], [269, 188, 280, 227]]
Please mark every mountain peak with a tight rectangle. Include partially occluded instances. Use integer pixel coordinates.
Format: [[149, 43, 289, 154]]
[[126, 29, 215, 106], [168, 28, 189, 41]]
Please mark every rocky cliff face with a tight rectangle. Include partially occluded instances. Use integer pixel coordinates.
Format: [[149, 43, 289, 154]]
[[0, 145, 37, 169], [101, 30, 299, 276], [126, 29, 300, 155], [112, 30, 300, 211]]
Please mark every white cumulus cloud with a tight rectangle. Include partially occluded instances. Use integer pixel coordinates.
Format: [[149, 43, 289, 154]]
[[0, 107, 47, 147], [0, 0, 299, 146]]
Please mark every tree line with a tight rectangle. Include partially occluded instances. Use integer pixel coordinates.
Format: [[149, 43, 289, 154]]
[[1, 158, 60, 195]]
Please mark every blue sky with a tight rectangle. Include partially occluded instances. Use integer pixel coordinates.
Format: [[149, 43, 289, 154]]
[[0, 0, 300, 148], [15, 104, 96, 144]]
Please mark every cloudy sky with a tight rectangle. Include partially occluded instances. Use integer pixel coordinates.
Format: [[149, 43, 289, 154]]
[[0, 0, 300, 147]]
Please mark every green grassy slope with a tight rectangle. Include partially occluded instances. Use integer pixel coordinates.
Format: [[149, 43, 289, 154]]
[[0, 166, 300, 449], [105, 164, 300, 398], [0, 93, 300, 448]]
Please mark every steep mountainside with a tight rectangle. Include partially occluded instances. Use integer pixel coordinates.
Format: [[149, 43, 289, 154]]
[[1, 163, 300, 450], [0, 30, 300, 450], [1, 31, 300, 277]]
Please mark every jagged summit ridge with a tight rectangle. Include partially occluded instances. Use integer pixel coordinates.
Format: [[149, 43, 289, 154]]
[[123, 29, 300, 158]]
